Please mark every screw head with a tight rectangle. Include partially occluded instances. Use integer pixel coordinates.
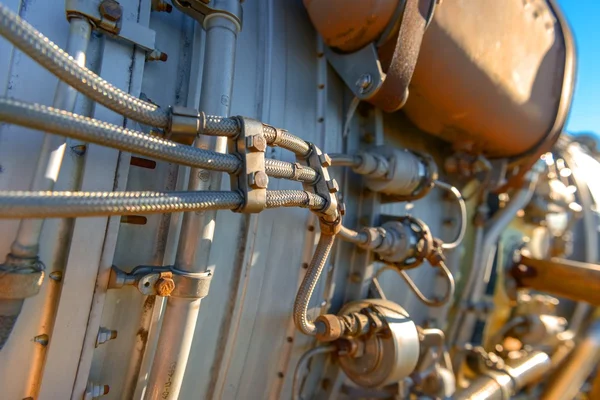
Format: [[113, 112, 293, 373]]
[[246, 135, 267, 152], [355, 74, 372, 94], [319, 153, 332, 168], [155, 277, 175, 296], [248, 171, 269, 189], [326, 179, 339, 193], [99, 0, 123, 22]]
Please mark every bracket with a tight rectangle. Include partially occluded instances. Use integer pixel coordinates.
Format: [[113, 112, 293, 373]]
[[228, 117, 267, 213], [109, 265, 212, 299], [66, 0, 162, 59], [172, 0, 243, 31], [299, 143, 339, 219]]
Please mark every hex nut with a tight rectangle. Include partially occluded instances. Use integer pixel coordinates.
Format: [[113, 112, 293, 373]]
[[99, 0, 123, 22], [338, 202, 346, 216], [248, 171, 269, 189], [155, 276, 175, 296], [247, 135, 267, 152], [326, 179, 339, 193], [319, 153, 332, 168]]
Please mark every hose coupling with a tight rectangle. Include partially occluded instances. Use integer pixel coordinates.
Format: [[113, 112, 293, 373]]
[[166, 106, 203, 145], [315, 306, 385, 342]]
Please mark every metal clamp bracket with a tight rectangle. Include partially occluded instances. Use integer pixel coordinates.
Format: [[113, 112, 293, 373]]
[[228, 117, 267, 213], [298, 143, 339, 219], [108, 265, 212, 299], [66, 0, 164, 60], [0, 254, 44, 300], [172, 0, 243, 31]]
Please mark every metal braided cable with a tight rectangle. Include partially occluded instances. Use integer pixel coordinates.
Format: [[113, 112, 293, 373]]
[[264, 159, 317, 183], [0, 98, 241, 173], [0, 190, 244, 218], [0, 3, 169, 128], [265, 190, 325, 210]]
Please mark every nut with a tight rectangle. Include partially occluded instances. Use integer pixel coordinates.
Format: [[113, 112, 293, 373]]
[[337, 202, 346, 216], [248, 171, 269, 189], [319, 153, 332, 168], [99, 0, 123, 22], [246, 135, 267, 152], [326, 179, 339, 193], [155, 272, 175, 296]]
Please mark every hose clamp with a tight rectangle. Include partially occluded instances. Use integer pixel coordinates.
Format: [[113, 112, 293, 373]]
[[0, 254, 45, 299], [298, 143, 339, 218], [228, 117, 267, 213], [108, 265, 212, 299], [166, 106, 203, 145]]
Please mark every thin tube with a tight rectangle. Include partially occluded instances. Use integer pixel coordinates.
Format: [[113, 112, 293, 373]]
[[338, 225, 368, 245], [328, 153, 361, 168], [0, 190, 243, 218], [145, 6, 240, 399], [0, 3, 169, 128], [0, 98, 241, 174], [435, 181, 467, 250], [292, 345, 337, 400], [293, 233, 336, 335], [9, 17, 92, 258]]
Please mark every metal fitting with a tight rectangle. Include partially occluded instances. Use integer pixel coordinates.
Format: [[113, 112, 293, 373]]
[[248, 171, 269, 189], [172, 0, 243, 31], [355, 73, 372, 94], [319, 153, 332, 167], [98, 0, 122, 22], [151, 0, 173, 13], [84, 382, 109, 400], [246, 135, 267, 152], [145, 49, 168, 62], [0, 253, 45, 299], [167, 106, 202, 145], [109, 265, 212, 299], [96, 327, 118, 347]]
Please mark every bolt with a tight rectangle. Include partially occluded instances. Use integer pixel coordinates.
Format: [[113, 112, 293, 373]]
[[355, 74, 372, 94], [248, 171, 269, 189], [85, 382, 110, 399], [337, 202, 346, 216], [349, 272, 362, 283], [151, 0, 173, 12], [246, 135, 267, 152], [155, 273, 175, 296], [146, 49, 168, 62], [99, 0, 122, 22], [71, 144, 87, 156], [319, 153, 332, 168], [96, 327, 118, 347], [326, 179, 339, 193], [49, 271, 63, 282], [34, 334, 49, 346]]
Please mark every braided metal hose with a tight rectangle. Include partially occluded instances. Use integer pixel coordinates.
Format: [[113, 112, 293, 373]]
[[265, 190, 325, 210], [0, 98, 241, 174], [0, 191, 243, 218], [200, 116, 311, 157], [264, 159, 317, 183], [293, 233, 336, 335], [0, 3, 169, 128]]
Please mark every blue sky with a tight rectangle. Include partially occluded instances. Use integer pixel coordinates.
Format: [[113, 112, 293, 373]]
[[560, 0, 599, 134]]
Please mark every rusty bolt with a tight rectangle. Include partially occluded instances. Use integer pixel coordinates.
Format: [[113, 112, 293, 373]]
[[248, 171, 269, 189], [246, 135, 267, 152], [155, 272, 175, 296], [326, 179, 339, 193], [146, 49, 168, 62], [99, 0, 123, 22], [152, 0, 173, 12], [319, 153, 332, 168]]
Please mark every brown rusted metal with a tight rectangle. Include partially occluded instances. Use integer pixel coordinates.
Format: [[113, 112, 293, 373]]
[[512, 255, 600, 306], [155, 271, 175, 297]]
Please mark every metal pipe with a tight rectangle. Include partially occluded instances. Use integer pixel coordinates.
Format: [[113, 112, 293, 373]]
[[543, 321, 600, 399], [513, 255, 600, 306], [0, 3, 169, 127], [292, 345, 337, 400], [0, 16, 92, 352], [454, 351, 551, 400], [454, 170, 539, 347], [562, 146, 597, 333], [9, 17, 92, 258], [144, 4, 241, 398], [435, 181, 467, 250]]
